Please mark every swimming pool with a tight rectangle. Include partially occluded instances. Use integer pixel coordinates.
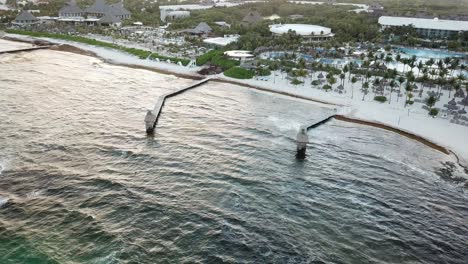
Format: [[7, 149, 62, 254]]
[[260, 51, 315, 61], [395, 47, 467, 60]]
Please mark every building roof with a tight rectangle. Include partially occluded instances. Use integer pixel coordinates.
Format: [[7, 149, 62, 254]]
[[224, 50, 254, 58], [194, 22, 212, 33], [203, 35, 239, 46], [269, 24, 332, 36], [59, 0, 83, 15], [98, 11, 121, 24], [181, 22, 212, 34], [242, 11, 262, 24], [85, 0, 109, 14], [289, 14, 304, 19], [214, 21, 230, 28], [109, 1, 131, 16], [378, 16, 468, 31], [15, 10, 39, 22]]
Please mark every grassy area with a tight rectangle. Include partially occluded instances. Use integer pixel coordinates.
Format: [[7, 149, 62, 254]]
[[224, 67, 255, 79], [6, 29, 190, 65]]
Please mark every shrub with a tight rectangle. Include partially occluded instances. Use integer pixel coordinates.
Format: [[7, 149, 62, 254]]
[[311, 80, 320, 86], [429, 108, 439, 117], [224, 67, 254, 79], [196, 50, 239, 70], [256, 68, 271, 76], [323, 84, 332, 91], [291, 78, 303, 85], [196, 50, 220, 66], [374, 96, 387, 103]]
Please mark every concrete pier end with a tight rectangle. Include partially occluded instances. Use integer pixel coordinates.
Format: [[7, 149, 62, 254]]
[[296, 126, 309, 159], [145, 110, 157, 134]]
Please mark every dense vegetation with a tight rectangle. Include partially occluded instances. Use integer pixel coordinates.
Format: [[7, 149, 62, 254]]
[[195, 50, 240, 70], [168, 1, 379, 45], [224, 67, 254, 79]]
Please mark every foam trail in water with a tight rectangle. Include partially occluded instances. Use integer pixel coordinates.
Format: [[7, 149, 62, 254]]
[[0, 197, 9, 208]]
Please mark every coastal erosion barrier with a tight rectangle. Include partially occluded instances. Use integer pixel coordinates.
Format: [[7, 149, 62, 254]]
[[296, 114, 336, 159], [145, 78, 211, 133], [297, 114, 451, 159], [0, 46, 51, 55]]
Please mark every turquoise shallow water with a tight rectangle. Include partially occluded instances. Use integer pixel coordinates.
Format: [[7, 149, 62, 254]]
[[395, 47, 467, 60], [1, 49, 468, 263]]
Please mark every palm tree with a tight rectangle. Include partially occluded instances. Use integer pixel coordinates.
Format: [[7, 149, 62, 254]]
[[417, 61, 424, 78], [402, 58, 408, 75], [404, 83, 413, 107], [389, 79, 396, 104], [449, 58, 460, 78], [340, 73, 345, 87], [397, 76, 405, 102], [385, 55, 393, 67], [447, 78, 456, 98], [362, 81, 369, 101], [351, 76, 357, 99]]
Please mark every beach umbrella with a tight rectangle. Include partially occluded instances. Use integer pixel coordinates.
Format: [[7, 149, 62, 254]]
[[448, 98, 457, 106], [317, 72, 324, 79], [337, 84, 344, 90], [447, 104, 459, 110], [455, 89, 466, 98], [458, 109, 467, 114], [459, 97, 468, 105]]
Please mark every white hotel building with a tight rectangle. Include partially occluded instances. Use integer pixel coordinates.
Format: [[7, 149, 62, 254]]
[[378, 16, 468, 38]]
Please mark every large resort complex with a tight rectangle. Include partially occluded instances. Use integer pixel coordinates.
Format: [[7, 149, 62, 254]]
[[1, 0, 468, 262], [379, 16, 468, 38], [13, 0, 131, 26]]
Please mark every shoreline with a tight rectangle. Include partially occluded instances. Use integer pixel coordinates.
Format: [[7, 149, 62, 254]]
[[2, 36, 467, 170]]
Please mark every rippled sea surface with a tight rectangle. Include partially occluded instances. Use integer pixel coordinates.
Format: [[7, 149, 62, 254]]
[[1, 47, 468, 264]]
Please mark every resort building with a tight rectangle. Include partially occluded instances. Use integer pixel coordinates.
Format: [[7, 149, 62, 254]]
[[97, 12, 122, 27], [13, 10, 39, 25], [203, 34, 239, 47], [59, 0, 83, 18], [289, 14, 304, 20], [180, 22, 212, 36], [214, 21, 231, 28], [160, 10, 190, 22], [224, 50, 255, 62], [241, 11, 262, 25], [84, 0, 131, 20], [269, 24, 334, 41], [378, 16, 468, 38]]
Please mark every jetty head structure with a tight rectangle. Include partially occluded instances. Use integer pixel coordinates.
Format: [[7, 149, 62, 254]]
[[296, 127, 309, 159], [296, 114, 336, 159], [145, 78, 210, 134]]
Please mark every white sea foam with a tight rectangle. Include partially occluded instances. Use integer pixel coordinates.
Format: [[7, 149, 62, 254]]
[[268, 116, 302, 132], [26, 190, 43, 199], [0, 197, 9, 208]]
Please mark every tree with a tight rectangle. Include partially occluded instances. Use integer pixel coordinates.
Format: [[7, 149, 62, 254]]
[[404, 83, 413, 107], [426, 95, 437, 110], [362, 81, 369, 101], [351, 76, 357, 99], [340, 73, 345, 87], [389, 79, 396, 104]]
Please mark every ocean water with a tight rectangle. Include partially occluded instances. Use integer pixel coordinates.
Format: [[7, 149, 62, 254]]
[[1, 47, 468, 264]]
